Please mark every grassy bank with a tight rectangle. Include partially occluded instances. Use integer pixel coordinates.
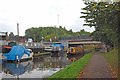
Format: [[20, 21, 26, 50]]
[[102, 48, 118, 77], [48, 53, 92, 79]]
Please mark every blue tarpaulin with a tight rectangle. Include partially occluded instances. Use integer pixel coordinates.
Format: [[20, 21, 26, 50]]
[[50, 44, 64, 49], [3, 45, 30, 61]]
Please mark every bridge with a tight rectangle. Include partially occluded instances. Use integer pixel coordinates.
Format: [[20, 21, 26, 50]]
[[69, 41, 101, 45], [59, 35, 92, 42], [43, 40, 102, 50]]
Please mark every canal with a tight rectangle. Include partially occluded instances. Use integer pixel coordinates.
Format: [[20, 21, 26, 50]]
[[1, 52, 84, 79]]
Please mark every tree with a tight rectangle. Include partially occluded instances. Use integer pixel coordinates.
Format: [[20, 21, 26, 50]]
[[25, 26, 90, 42], [9, 32, 14, 41], [9, 32, 14, 37], [80, 0, 120, 47]]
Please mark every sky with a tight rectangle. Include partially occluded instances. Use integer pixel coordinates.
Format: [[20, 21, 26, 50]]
[[0, 0, 95, 36]]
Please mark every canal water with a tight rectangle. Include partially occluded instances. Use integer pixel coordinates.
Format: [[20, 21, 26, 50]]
[[0, 52, 84, 79]]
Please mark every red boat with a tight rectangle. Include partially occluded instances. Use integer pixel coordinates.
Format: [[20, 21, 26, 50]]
[[2, 42, 17, 53]]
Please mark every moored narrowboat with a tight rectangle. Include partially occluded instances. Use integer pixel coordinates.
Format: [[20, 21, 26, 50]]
[[67, 46, 84, 55]]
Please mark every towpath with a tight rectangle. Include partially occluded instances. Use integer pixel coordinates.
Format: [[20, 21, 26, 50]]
[[79, 52, 113, 78]]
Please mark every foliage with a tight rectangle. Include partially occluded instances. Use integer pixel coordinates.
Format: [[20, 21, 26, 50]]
[[8, 32, 15, 41], [48, 53, 92, 78], [102, 48, 118, 78], [25, 26, 90, 42], [9, 32, 14, 37], [81, 0, 120, 47]]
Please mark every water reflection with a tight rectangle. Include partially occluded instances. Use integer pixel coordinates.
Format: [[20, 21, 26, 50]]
[[2, 52, 83, 78], [2, 60, 33, 78], [0, 59, 2, 80], [2, 54, 69, 78], [67, 53, 84, 62]]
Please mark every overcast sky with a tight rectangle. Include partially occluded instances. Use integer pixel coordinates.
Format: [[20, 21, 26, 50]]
[[0, 0, 95, 36]]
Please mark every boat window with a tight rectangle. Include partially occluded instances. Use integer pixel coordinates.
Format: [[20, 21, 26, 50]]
[[70, 48, 73, 52]]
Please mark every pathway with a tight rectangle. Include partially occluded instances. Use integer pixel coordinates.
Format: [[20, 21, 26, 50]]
[[80, 53, 113, 78]]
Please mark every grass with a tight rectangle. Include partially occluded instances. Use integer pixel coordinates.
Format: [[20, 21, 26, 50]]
[[48, 53, 92, 79], [102, 48, 118, 77]]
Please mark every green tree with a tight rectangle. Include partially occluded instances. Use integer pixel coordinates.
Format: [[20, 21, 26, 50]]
[[9, 32, 14, 37], [25, 26, 91, 42], [9, 32, 14, 41], [81, 0, 119, 47]]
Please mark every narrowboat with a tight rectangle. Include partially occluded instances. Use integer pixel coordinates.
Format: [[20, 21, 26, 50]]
[[67, 46, 84, 55]]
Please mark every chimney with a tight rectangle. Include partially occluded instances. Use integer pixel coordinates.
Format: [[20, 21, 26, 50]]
[[17, 23, 19, 36]]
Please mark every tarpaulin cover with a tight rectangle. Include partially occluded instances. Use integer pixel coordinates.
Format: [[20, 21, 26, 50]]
[[50, 44, 64, 49], [3, 45, 30, 61]]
